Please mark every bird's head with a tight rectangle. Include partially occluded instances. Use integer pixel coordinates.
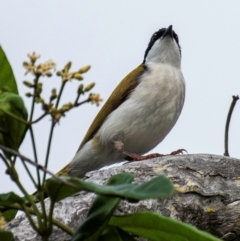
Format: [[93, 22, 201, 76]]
[[143, 25, 181, 68]]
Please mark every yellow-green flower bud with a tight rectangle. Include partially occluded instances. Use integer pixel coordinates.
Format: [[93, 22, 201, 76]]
[[25, 92, 32, 97], [50, 107, 58, 116], [51, 88, 57, 96], [78, 65, 91, 74], [72, 73, 83, 80], [61, 103, 73, 112], [84, 82, 95, 92], [35, 97, 44, 103], [35, 83, 42, 96], [63, 61, 71, 72], [23, 81, 34, 88], [56, 71, 62, 76], [77, 84, 84, 94]]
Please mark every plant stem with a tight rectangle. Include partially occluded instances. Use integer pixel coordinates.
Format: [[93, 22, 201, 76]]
[[21, 203, 39, 232], [13, 168, 43, 228], [31, 113, 48, 124], [20, 158, 38, 188], [42, 121, 55, 183], [42, 81, 66, 183], [52, 216, 74, 235], [5, 203, 74, 235], [29, 126, 41, 185], [29, 75, 40, 121], [224, 95, 239, 156], [76, 98, 90, 107], [38, 190, 48, 231], [0, 153, 10, 168], [55, 81, 66, 108], [0, 107, 28, 125], [74, 92, 81, 105]]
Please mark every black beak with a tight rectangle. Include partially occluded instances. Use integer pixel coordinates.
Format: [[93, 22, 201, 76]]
[[161, 25, 173, 39]]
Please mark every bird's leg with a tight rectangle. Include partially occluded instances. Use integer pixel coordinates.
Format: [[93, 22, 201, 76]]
[[114, 141, 187, 162], [125, 149, 187, 161], [113, 141, 149, 161], [125, 152, 164, 161], [169, 149, 187, 155]]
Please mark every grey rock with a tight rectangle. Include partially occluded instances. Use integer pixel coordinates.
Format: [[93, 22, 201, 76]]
[[7, 154, 240, 240]]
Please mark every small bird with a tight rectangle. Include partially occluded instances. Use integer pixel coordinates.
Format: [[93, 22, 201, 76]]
[[58, 25, 185, 178]]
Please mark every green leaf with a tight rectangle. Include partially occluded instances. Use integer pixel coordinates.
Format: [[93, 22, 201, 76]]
[[0, 192, 23, 222], [0, 46, 18, 94], [71, 173, 134, 241], [0, 90, 28, 153], [0, 209, 18, 222], [109, 212, 222, 241], [0, 192, 23, 205], [0, 192, 35, 221], [99, 227, 136, 241], [0, 230, 14, 241], [45, 175, 174, 203], [0, 47, 28, 154]]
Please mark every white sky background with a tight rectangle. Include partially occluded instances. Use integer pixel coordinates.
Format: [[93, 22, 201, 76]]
[[0, 1, 240, 193]]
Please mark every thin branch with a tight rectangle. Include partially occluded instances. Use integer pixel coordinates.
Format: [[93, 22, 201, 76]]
[[20, 158, 38, 188], [42, 121, 55, 183], [20, 203, 39, 232], [224, 95, 239, 156], [73, 92, 81, 105], [29, 126, 41, 184], [31, 112, 48, 124], [1, 155, 44, 228], [29, 75, 40, 121], [0, 145, 81, 190], [42, 81, 66, 183], [75, 98, 90, 107], [4, 203, 74, 235], [55, 81, 66, 109], [13, 170, 43, 227]]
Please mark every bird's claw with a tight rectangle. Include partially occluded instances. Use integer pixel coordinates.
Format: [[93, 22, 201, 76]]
[[169, 149, 188, 155]]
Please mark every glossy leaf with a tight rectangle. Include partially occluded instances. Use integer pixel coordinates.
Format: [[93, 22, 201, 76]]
[[0, 46, 18, 94], [0, 230, 14, 241], [71, 173, 134, 241], [0, 192, 23, 205], [0, 193, 36, 221], [109, 212, 221, 241], [45, 174, 174, 202], [0, 192, 23, 222], [0, 90, 28, 153], [0, 208, 18, 222]]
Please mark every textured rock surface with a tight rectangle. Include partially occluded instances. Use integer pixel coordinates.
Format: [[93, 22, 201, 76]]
[[7, 154, 240, 240]]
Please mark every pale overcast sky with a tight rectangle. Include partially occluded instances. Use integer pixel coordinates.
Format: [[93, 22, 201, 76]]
[[1, 1, 240, 193]]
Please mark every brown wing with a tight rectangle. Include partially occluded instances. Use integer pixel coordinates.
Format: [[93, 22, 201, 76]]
[[77, 64, 145, 151]]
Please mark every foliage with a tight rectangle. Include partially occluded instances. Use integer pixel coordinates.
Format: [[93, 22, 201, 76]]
[[0, 47, 28, 156], [0, 46, 221, 241]]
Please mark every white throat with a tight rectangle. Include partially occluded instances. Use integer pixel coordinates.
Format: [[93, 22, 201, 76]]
[[145, 36, 181, 68]]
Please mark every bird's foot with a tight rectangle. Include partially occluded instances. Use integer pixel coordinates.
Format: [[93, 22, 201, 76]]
[[113, 141, 187, 162], [169, 148, 187, 155], [113, 141, 164, 161], [124, 149, 187, 161]]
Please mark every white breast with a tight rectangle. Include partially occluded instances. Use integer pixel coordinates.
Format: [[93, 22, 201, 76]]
[[99, 62, 185, 154]]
